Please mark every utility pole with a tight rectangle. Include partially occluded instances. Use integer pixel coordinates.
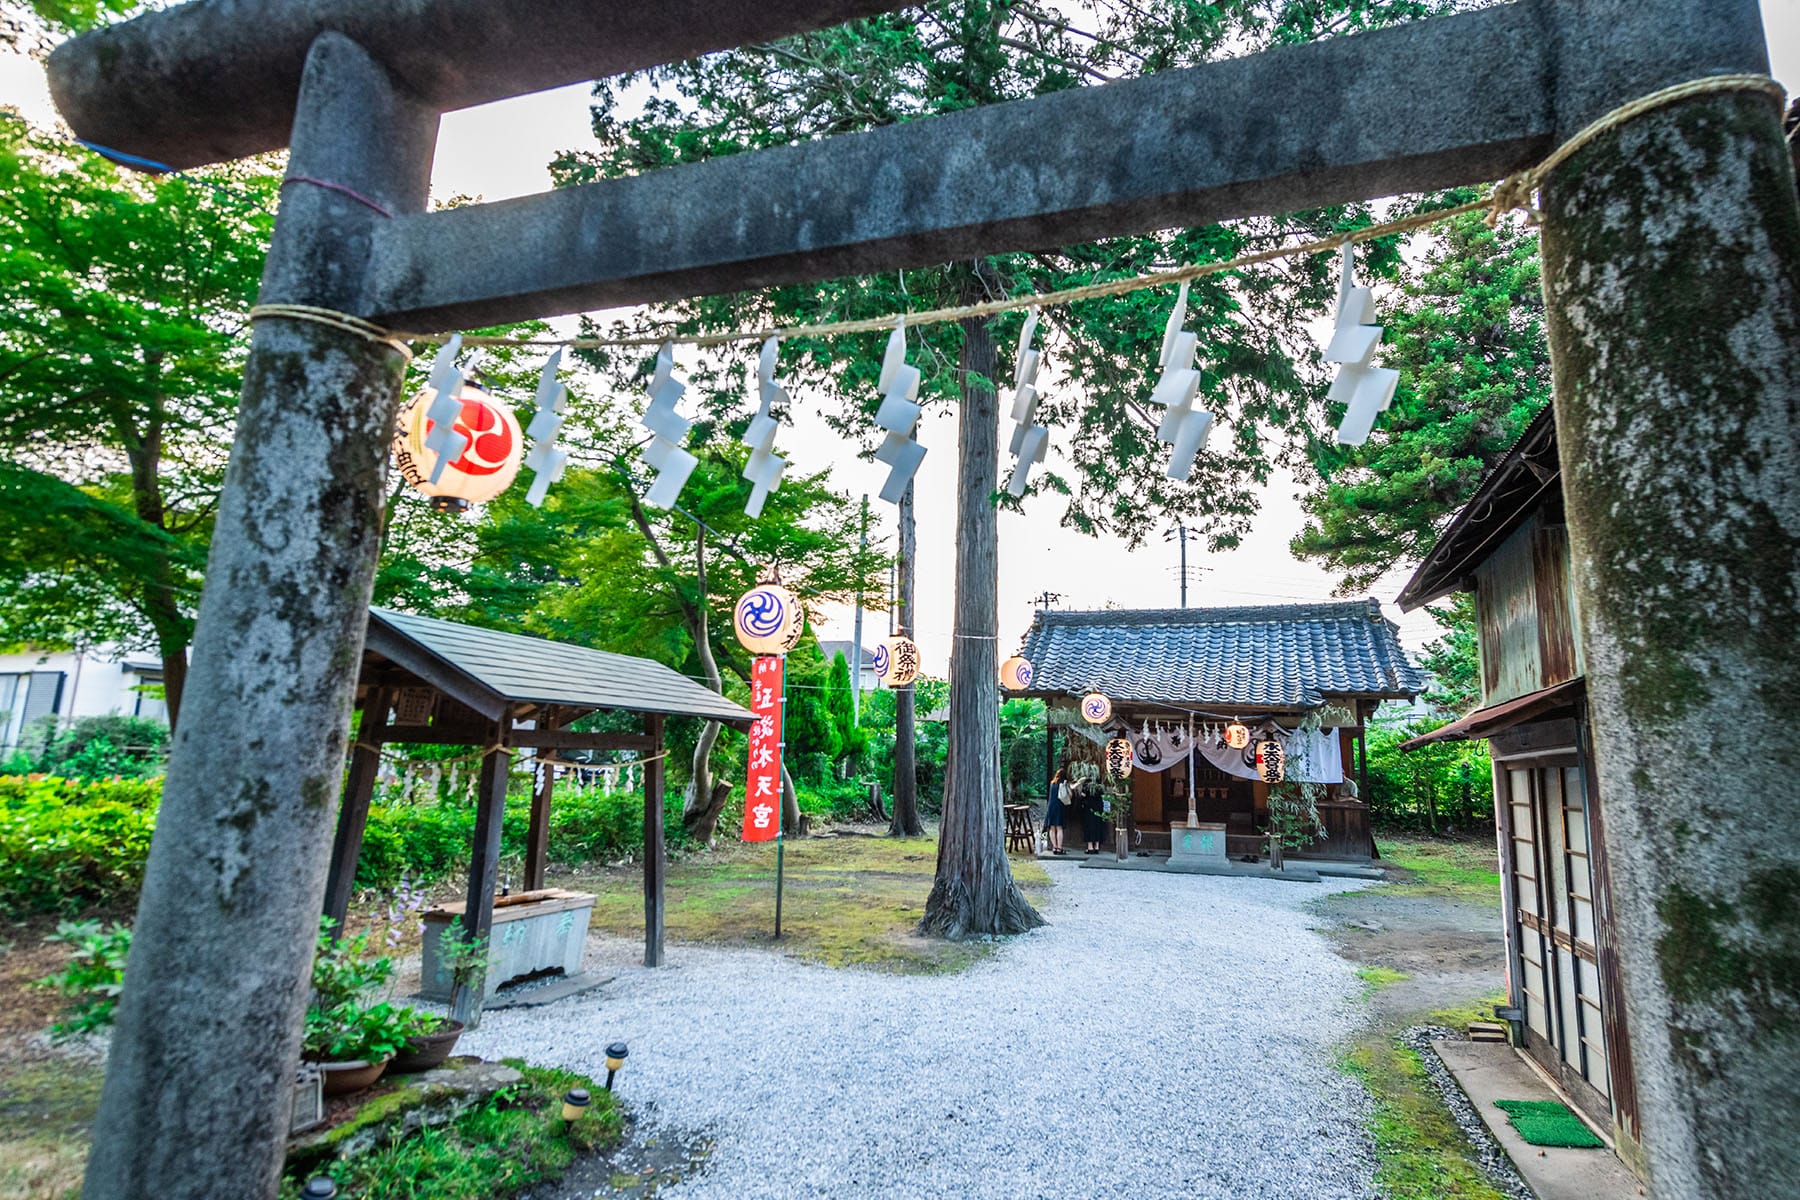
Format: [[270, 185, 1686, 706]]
[[851, 494, 868, 725], [1163, 523, 1200, 608]]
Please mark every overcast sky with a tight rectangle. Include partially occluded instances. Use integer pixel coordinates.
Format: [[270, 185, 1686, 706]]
[[4, 3, 1795, 673]]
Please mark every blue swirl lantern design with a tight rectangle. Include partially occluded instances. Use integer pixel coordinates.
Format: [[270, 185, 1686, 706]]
[[733, 584, 805, 656], [1081, 691, 1112, 725], [1000, 655, 1034, 691]]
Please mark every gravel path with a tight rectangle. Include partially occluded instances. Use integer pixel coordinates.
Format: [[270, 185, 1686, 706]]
[[462, 862, 1378, 1200]]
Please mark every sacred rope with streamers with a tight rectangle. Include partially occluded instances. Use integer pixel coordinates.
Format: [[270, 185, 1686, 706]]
[[248, 74, 1784, 357]]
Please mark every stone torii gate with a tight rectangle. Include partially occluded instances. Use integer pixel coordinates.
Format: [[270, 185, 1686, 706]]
[[47, 2, 1796, 1198]]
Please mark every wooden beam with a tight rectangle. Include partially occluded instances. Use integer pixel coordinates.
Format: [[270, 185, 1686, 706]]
[[643, 713, 666, 968], [371, 726, 656, 751], [523, 710, 557, 892], [322, 688, 390, 935], [454, 722, 510, 1026], [360, 0, 1768, 331], [363, 618, 508, 720]]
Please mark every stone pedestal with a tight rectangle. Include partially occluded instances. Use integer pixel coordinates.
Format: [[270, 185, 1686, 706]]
[[1168, 821, 1229, 866], [421, 889, 594, 1001]]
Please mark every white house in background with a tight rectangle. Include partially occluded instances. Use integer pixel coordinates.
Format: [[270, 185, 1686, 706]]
[[0, 645, 168, 752], [816, 640, 881, 694]]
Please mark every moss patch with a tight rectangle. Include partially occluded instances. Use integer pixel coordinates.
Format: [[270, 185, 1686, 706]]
[[1373, 836, 1501, 906], [0, 1059, 103, 1200], [578, 834, 1051, 974], [1341, 1038, 1508, 1200], [281, 1062, 621, 1200]]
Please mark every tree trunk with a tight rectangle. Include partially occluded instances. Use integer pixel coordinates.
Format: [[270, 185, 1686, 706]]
[[780, 759, 801, 835], [889, 475, 922, 836], [919, 310, 1042, 939], [681, 529, 728, 842], [81, 35, 436, 1200], [1539, 87, 1800, 1198]]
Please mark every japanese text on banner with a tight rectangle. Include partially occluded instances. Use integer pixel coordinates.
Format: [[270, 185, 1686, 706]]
[[741, 654, 784, 842]]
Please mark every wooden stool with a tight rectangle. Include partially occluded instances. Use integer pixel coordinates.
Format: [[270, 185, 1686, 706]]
[[1004, 804, 1036, 855]]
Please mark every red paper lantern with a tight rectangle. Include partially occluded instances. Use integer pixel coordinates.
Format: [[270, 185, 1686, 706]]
[[394, 384, 523, 511]]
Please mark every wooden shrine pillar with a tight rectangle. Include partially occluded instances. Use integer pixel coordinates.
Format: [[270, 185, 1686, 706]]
[[524, 758, 554, 893], [643, 712, 666, 967], [523, 706, 557, 893], [322, 687, 391, 934], [455, 719, 511, 1026]]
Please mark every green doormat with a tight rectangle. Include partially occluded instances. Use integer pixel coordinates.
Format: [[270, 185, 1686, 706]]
[[1493, 1099, 1606, 1148]]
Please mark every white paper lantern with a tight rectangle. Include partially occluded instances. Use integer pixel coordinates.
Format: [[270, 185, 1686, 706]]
[[873, 636, 921, 687], [1224, 722, 1251, 750], [1105, 736, 1134, 779], [393, 384, 524, 512], [733, 584, 805, 655], [1255, 737, 1286, 783], [1081, 692, 1112, 725], [999, 655, 1034, 691]]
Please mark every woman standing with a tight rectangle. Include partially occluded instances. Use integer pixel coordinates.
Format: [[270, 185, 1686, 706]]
[[1078, 770, 1108, 854], [1043, 768, 1068, 855]]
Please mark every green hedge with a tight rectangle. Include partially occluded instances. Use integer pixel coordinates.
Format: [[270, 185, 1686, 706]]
[[0, 773, 681, 916]]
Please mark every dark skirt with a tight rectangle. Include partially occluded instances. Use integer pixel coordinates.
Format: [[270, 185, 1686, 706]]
[[1080, 806, 1107, 843], [1044, 796, 1065, 826]]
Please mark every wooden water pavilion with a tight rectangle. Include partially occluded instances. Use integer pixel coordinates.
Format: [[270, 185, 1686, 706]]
[[1018, 601, 1423, 861], [322, 608, 751, 970]]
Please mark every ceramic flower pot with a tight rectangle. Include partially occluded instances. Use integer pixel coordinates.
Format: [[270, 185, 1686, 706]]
[[314, 1055, 391, 1096], [388, 1020, 465, 1074]]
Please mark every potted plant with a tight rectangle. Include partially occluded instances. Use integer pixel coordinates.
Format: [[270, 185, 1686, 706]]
[[388, 1008, 465, 1074], [303, 1000, 411, 1095]]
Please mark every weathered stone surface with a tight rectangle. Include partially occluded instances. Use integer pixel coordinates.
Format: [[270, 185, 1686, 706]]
[[79, 35, 437, 1200], [360, 0, 1769, 331], [287, 1059, 524, 1167], [46, 0, 906, 170], [1540, 88, 1800, 1199]]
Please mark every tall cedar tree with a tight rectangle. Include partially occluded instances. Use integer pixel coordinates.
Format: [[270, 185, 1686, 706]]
[[0, 121, 278, 723], [553, 0, 1459, 935], [1291, 196, 1550, 708]]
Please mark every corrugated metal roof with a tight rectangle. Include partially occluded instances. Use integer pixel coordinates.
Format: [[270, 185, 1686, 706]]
[[369, 608, 751, 724], [1020, 600, 1423, 710]]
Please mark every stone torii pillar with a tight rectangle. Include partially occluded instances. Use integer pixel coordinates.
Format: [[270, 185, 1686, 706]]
[[46, 2, 1791, 1198]]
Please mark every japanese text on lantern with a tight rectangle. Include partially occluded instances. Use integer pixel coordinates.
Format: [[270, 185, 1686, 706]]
[[741, 655, 785, 842]]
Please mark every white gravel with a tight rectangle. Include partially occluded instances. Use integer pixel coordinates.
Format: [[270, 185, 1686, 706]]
[[462, 862, 1379, 1200]]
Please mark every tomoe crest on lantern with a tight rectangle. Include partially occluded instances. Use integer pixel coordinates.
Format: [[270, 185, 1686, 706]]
[[1255, 737, 1286, 783], [874, 636, 920, 687], [1081, 692, 1112, 725], [733, 584, 805, 655], [1224, 722, 1251, 749], [1000, 655, 1034, 691], [1105, 736, 1134, 779], [394, 384, 524, 511]]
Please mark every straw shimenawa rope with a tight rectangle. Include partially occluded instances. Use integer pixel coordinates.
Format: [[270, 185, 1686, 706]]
[[251, 74, 1784, 355]]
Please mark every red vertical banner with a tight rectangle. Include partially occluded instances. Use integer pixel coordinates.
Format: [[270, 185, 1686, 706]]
[[741, 654, 785, 842]]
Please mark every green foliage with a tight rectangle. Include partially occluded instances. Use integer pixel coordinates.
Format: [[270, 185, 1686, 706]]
[[998, 698, 1046, 803], [23, 714, 168, 780], [308, 919, 396, 1012], [36, 919, 132, 1040], [1294, 199, 1550, 589], [1418, 594, 1480, 716], [823, 652, 866, 767], [0, 119, 279, 702], [1363, 717, 1493, 835], [281, 1063, 622, 1200], [304, 1000, 414, 1065], [553, 2, 1458, 554], [0, 774, 159, 914], [858, 679, 951, 813]]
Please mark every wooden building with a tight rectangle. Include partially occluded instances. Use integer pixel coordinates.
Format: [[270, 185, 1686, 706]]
[[324, 608, 751, 981], [1018, 601, 1422, 861], [1396, 406, 1641, 1168]]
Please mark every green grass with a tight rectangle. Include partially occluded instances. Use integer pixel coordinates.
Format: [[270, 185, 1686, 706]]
[[1427, 992, 1509, 1032], [0, 1060, 102, 1200], [282, 1062, 621, 1200], [1356, 964, 1410, 998], [1374, 835, 1502, 905], [581, 834, 1050, 973], [1341, 1038, 1509, 1200]]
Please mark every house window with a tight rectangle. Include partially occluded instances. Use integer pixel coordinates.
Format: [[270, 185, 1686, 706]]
[[131, 673, 168, 724]]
